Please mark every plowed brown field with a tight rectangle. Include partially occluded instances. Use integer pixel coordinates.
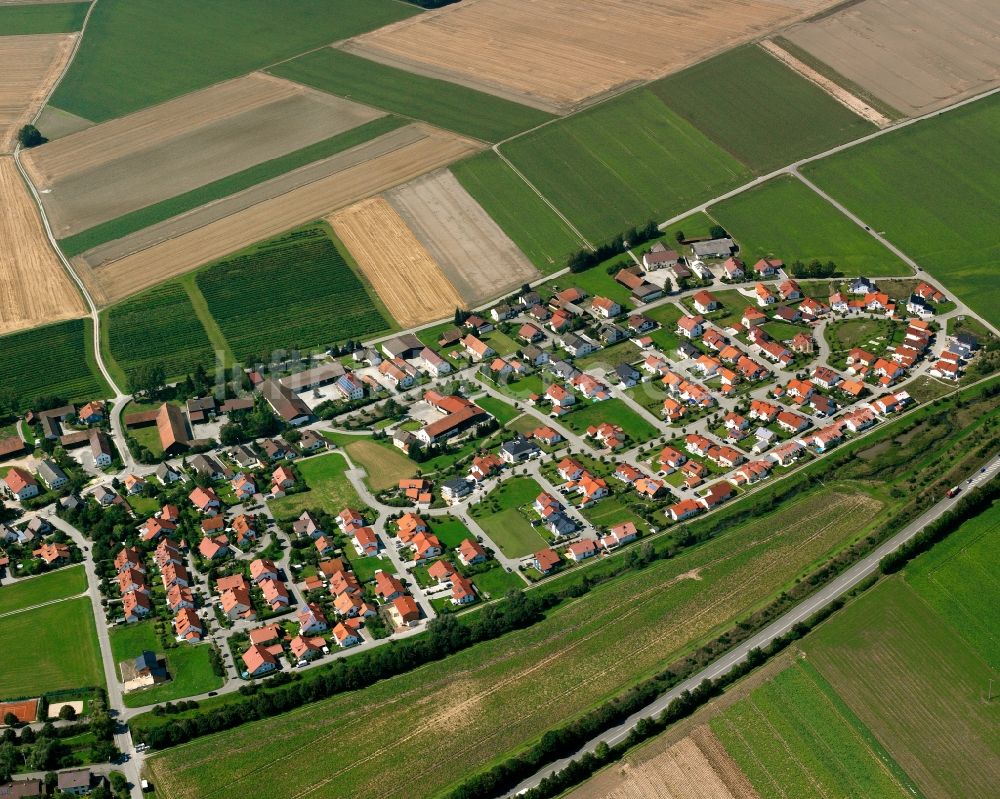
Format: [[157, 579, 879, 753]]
[[0, 33, 75, 153], [85, 124, 481, 306], [0, 156, 84, 334], [347, 0, 837, 113], [22, 72, 384, 237], [386, 169, 538, 305], [784, 0, 1000, 116], [330, 197, 465, 327]]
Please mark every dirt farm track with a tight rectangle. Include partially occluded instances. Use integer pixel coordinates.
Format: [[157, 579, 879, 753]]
[[346, 0, 839, 113], [0, 33, 75, 154], [0, 156, 85, 335], [79, 123, 481, 307]]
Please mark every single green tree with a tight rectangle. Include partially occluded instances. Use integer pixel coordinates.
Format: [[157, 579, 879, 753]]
[[17, 124, 46, 148]]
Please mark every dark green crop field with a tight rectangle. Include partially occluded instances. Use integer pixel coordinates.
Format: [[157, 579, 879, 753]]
[[709, 175, 911, 275], [195, 224, 392, 361], [105, 281, 216, 386], [0, 1, 87, 34], [651, 45, 875, 173], [0, 319, 110, 407], [450, 152, 582, 272], [270, 47, 552, 143], [48, 0, 419, 121], [501, 89, 750, 243], [804, 94, 1000, 326]]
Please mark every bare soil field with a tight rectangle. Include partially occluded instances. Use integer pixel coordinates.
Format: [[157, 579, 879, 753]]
[[784, 0, 1000, 117], [386, 169, 538, 304], [577, 727, 759, 799], [83, 124, 480, 306], [0, 156, 85, 334], [331, 197, 465, 327], [23, 72, 384, 237], [0, 33, 75, 153], [346, 0, 837, 113]]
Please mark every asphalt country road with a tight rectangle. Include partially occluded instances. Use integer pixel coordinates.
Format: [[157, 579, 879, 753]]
[[504, 455, 1000, 797]]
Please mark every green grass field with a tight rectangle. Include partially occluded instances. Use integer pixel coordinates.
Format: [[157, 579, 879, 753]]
[[323, 432, 416, 492], [470, 565, 526, 599], [804, 93, 1000, 326], [560, 398, 658, 444], [110, 622, 223, 707], [0, 1, 87, 34], [270, 47, 551, 143], [144, 487, 887, 799], [195, 224, 393, 361], [269, 452, 363, 522], [474, 394, 521, 426], [0, 565, 86, 615], [59, 116, 407, 257], [472, 476, 549, 558], [500, 89, 751, 243], [709, 176, 911, 275], [104, 281, 217, 387], [805, 577, 1000, 799], [0, 318, 111, 409], [712, 660, 918, 799], [651, 46, 875, 173], [48, 0, 418, 121], [0, 597, 104, 700], [905, 501, 1000, 669], [450, 153, 583, 272]]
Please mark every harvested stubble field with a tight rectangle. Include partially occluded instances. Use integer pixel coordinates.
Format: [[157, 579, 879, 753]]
[[25, 73, 385, 238], [329, 197, 465, 328], [60, 115, 407, 258], [450, 152, 583, 272], [711, 659, 917, 799], [804, 577, 1000, 799], [784, 0, 1000, 117], [195, 225, 390, 360], [804, 93, 1000, 328], [272, 46, 552, 143], [147, 488, 884, 799], [386, 169, 539, 305], [0, 32, 74, 153], [348, 0, 837, 113], [0, 156, 85, 334], [81, 123, 481, 306], [574, 726, 760, 799]]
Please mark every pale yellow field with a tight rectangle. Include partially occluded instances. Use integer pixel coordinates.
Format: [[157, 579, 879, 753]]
[[0, 33, 75, 154], [0, 156, 85, 334], [329, 197, 465, 328], [84, 124, 481, 306], [569, 727, 760, 799], [347, 0, 837, 112]]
